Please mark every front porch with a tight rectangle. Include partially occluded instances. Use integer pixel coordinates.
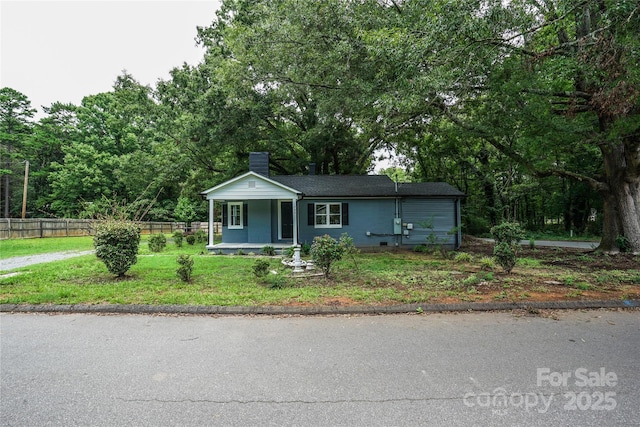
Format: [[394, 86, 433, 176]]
[[206, 242, 294, 255]]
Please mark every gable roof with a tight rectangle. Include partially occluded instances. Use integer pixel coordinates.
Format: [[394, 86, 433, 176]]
[[271, 175, 465, 198], [200, 171, 301, 200]]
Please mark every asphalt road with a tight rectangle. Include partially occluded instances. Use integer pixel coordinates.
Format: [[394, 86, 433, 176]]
[[478, 238, 599, 249], [1, 310, 638, 426]]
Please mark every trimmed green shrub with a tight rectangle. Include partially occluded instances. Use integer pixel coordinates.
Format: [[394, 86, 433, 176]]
[[194, 230, 207, 244], [176, 254, 193, 282], [186, 234, 196, 245], [490, 222, 526, 247], [252, 259, 270, 279], [173, 230, 184, 248], [493, 242, 517, 273], [261, 245, 276, 256], [491, 222, 525, 273], [93, 221, 141, 277], [148, 233, 167, 253], [310, 234, 346, 278]]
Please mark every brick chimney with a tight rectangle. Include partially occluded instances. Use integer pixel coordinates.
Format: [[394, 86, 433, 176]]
[[249, 152, 269, 177]]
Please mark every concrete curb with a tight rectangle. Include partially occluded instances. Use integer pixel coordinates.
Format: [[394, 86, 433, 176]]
[[1, 300, 638, 316]]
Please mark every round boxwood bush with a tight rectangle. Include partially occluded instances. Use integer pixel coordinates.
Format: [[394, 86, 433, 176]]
[[148, 233, 167, 253], [176, 254, 194, 282], [173, 230, 184, 248], [93, 221, 141, 277]]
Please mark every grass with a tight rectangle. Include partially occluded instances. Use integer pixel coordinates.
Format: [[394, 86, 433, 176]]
[[0, 236, 95, 259], [1, 237, 639, 306]]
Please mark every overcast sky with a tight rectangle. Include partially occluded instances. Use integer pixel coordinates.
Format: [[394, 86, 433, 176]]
[[1, 0, 221, 117]]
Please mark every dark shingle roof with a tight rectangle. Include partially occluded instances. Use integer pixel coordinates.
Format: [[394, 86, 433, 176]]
[[270, 175, 465, 198]]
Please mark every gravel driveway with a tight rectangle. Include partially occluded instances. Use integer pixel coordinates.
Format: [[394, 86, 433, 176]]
[[0, 251, 95, 272]]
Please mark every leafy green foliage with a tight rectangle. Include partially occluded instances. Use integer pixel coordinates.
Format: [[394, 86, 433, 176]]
[[493, 242, 517, 274], [261, 245, 275, 256], [310, 233, 357, 278], [176, 254, 194, 282], [252, 259, 270, 279], [615, 235, 631, 253], [5, 0, 640, 253], [186, 234, 196, 245], [194, 230, 207, 244], [491, 222, 525, 273], [172, 230, 184, 247], [93, 221, 141, 277], [174, 197, 198, 224], [0, 87, 36, 217], [490, 222, 526, 247], [339, 232, 359, 271], [148, 233, 167, 253]]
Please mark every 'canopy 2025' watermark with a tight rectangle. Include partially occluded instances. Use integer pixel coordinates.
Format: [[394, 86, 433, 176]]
[[463, 367, 618, 414]]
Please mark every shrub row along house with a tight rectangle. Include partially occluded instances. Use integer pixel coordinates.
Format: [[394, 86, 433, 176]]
[[201, 152, 464, 256]]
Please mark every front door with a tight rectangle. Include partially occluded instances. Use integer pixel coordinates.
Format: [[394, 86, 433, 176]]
[[280, 201, 293, 240]]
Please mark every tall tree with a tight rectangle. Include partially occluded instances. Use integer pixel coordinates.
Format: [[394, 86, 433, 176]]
[[190, 0, 376, 177], [219, 0, 639, 252], [0, 88, 35, 217], [48, 73, 163, 217], [22, 102, 79, 215]]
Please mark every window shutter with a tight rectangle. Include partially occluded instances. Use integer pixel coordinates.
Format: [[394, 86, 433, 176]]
[[222, 203, 228, 226], [308, 204, 315, 226], [342, 203, 349, 226], [243, 203, 248, 226]]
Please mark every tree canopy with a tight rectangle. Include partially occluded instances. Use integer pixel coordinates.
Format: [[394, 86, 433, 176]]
[[1, 0, 638, 252]]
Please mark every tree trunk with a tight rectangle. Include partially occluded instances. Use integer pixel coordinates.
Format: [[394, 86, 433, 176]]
[[597, 142, 640, 254]]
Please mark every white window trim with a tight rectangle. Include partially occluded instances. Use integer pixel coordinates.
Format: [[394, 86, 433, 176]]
[[228, 202, 243, 229], [314, 202, 342, 229]]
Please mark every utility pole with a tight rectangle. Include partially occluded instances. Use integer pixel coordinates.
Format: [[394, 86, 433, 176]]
[[21, 160, 29, 219], [3, 144, 9, 218]]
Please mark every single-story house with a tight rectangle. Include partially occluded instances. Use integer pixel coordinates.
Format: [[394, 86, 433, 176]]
[[201, 152, 465, 254]]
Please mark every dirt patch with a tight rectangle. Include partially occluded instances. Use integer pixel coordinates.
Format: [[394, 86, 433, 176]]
[[437, 239, 638, 304], [316, 237, 640, 307]]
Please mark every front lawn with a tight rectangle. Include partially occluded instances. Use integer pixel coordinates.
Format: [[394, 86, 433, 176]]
[[0, 236, 95, 259], [1, 238, 639, 306]]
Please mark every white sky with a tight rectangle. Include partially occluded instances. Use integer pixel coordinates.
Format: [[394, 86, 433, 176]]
[[1, 0, 221, 117]]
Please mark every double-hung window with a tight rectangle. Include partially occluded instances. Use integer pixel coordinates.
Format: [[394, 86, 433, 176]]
[[315, 203, 342, 228], [228, 202, 243, 229]]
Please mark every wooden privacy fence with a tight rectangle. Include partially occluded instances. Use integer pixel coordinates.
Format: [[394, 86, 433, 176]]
[[0, 219, 223, 240]]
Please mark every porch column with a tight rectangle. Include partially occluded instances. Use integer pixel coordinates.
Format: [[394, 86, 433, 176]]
[[208, 198, 215, 248], [291, 197, 298, 246]]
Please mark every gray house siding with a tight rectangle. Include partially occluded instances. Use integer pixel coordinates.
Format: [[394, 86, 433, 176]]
[[298, 199, 398, 248], [221, 197, 462, 249], [221, 225, 248, 243], [247, 200, 271, 243], [400, 199, 459, 248]]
